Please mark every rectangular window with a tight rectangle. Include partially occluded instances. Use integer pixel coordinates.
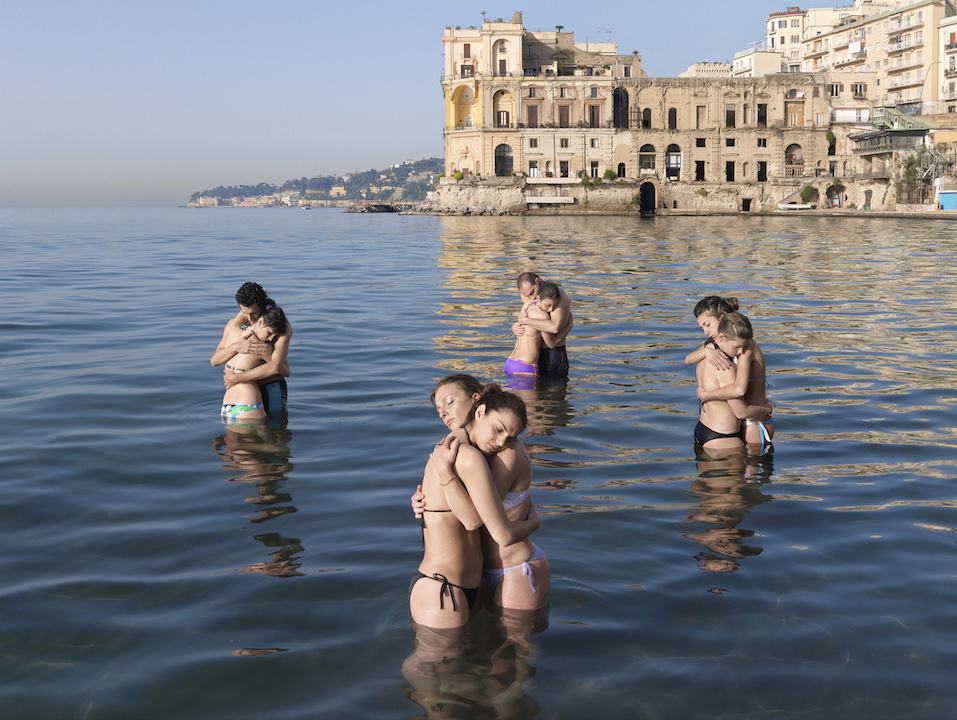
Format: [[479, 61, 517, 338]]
[[559, 160, 569, 178], [829, 83, 842, 97], [461, 64, 474, 77], [525, 45, 533, 60], [590, 138, 599, 148], [558, 105, 570, 128], [463, 44, 471, 59], [529, 137, 538, 148], [726, 105, 736, 128], [590, 87, 598, 98], [528, 160, 539, 177], [590, 161, 599, 178], [696, 137, 706, 148], [560, 137, 569, 149], [527, 105, 538, 128], [757, 138, 767, 148], [559, 87, 568, 98], [726, 161, 735, 182], [726, 138, 736, 147], [758, 161, 767, 182], [696, 106, 706, 129], [499, 59, 507, 75], [695, 160, 706, 181], [528, 87, 536, 98], [624, 66, 632, 77], [588, 105, 600, 128]]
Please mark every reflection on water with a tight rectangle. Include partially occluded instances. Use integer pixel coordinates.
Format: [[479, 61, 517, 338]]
[[6, 209, 957, 718], [404, 607, 549, 719], [213, 422, 303, 577], [684, 452, 774, 578]]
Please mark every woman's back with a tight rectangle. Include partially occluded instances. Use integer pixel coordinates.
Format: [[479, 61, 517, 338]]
[[419, 441, 482, 587]]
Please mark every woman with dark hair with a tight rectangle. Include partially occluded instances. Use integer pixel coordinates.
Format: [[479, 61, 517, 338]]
[[212, 282, 292, 415], [411, 384, 544, 629], [697, 312, 774, 454], [216, 306, 288, 424], [414, 379, 550, 622], [685, 297, 773, 451]]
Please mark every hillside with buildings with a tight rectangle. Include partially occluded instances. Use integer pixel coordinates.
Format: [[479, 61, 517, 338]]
[[187, 157, 442, 207]]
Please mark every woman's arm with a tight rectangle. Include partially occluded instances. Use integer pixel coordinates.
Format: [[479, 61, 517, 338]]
[[697, 348, 752, 401], [429, 436, 482, 531], [227, 326, 292, 383], [452, 445, 539, 546], [685, 343, 734, 370]]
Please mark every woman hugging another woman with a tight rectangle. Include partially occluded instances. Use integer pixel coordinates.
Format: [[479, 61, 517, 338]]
[[411, 378, 550, 630], [686, 297, 774, 456]]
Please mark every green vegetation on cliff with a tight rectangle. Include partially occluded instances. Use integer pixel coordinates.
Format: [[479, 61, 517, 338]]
[[189, 157, 442, 204]]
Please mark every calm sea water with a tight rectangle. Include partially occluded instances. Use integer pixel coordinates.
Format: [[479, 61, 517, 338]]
[[2, 207, 956, 719]]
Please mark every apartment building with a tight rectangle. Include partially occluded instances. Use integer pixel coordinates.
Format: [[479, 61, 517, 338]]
[[768, 7, 810, 71], [799, 0, 953, 111], [939, 14, 957, 109]]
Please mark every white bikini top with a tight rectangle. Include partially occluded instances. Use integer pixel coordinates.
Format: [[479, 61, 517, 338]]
[[502, 440, 533, 510], [502, 488, 530, 510]]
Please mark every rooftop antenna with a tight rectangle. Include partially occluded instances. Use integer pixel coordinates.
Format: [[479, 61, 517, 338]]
[[555, 25, 564, 32], [598, 27, 614, 43]]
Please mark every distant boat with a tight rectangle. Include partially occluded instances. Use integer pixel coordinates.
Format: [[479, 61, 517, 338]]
[[777, 202, 814, 210]]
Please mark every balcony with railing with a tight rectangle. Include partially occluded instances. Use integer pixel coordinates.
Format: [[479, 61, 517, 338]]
[[887, 16, 924, 37], [834, 51, 866, 68], [784, 159, 807, 177]]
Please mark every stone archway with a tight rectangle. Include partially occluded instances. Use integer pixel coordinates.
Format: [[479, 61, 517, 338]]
[[494, 144, 514, 176], [639, 180, 658, 214]]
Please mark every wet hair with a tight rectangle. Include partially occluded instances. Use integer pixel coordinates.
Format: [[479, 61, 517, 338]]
[[539, 281, 560, 302], [260, 305, 287, 335], [693, 295, 739, 319], [717, 312, 753, 341], [235, 282, 271, 310], [471, 383, 527, 433], [429, 374, 484, 404], [517, 272, 542, 290]]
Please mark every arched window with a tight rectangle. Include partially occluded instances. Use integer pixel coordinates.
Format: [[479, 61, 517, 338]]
[[642, 108, 652, 129], [640, 144, 656, 170], [617, 162, 626, 178], [665, 144, 681, 181], [494, 144, 514, 176]]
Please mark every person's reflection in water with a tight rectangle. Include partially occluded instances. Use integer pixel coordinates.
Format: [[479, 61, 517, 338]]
[[505, 374, 572, 471], [213, 418, 302, 577], [403, 607, 548, 719], [684, 447, 773, 574]]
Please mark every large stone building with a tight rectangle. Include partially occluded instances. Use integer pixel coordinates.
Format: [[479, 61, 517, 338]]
[[439, 12, 843, 213]]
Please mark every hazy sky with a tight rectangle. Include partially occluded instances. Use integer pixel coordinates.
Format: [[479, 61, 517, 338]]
[[1, 1, 785, 206]]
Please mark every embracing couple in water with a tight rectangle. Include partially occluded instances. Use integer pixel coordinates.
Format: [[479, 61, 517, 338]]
[[505, 271, 573, 385]]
